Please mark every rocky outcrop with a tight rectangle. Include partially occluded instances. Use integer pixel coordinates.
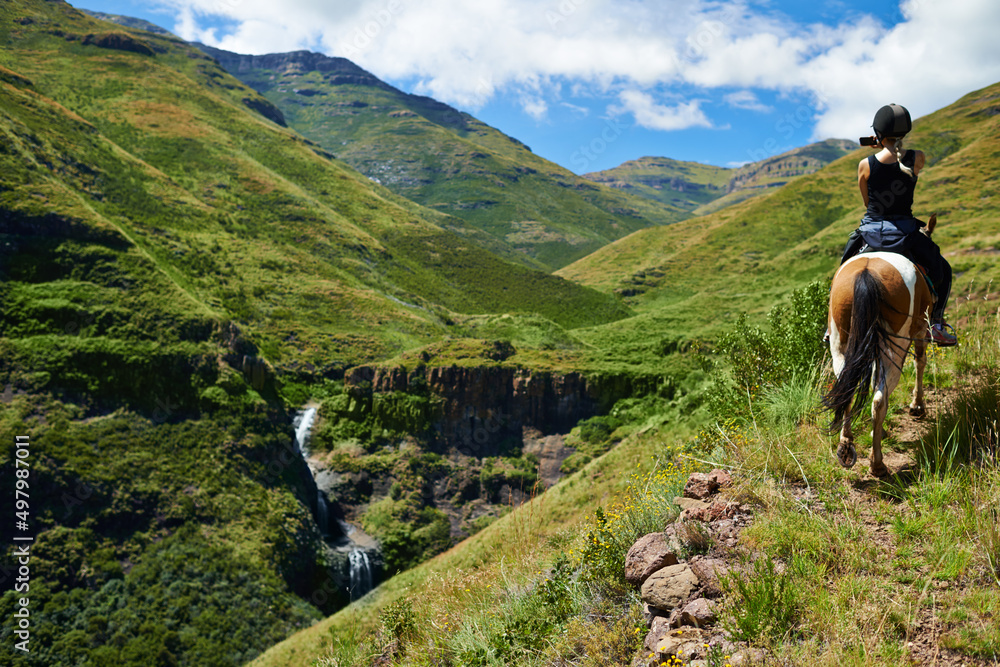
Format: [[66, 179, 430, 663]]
[[628, 469, 766, 667], [242, 96, 287, 126], [196, 44, 391, 89], [344, 364, 606, 455], [82, 31, 155, 56]]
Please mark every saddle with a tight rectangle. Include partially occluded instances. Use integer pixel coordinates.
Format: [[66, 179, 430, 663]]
[[856, 242, 937, 298]]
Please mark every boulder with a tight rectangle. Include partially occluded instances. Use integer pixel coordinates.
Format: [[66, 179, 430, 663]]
[[643, 617, 682, 656], [640, 563, 698, 612], [683, 469, 733, 500], [674, 496, 711, 512], [709, 468, 733, 489], [679, 598, 718, 628], [682, 472, 718, 500], [688, 557, 730, 597], [625, 533, 679, 587]]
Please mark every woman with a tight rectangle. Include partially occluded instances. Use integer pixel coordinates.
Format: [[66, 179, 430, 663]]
[[838, 103, 956, 346]]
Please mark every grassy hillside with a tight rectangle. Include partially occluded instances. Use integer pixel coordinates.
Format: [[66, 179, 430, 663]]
[[582, 139, 855, 216], [255, 82, 1000, 665], [0, 1, 639, 664], [196, 45, 690, 271], [559, 86, 1000, 338], [0, 1, 630, 370]]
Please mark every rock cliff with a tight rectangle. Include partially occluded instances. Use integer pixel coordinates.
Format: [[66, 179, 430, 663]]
[[345, 364, 603, 456]]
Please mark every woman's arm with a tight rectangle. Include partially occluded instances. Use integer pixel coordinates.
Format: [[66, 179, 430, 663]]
[[913, 149, 926, 176], [858, 157, 870, 207]]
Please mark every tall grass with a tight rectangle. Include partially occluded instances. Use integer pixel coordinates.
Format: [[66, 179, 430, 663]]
[[710, 299, 1000, 666]]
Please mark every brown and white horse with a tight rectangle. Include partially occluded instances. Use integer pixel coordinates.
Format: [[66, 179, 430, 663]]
[[823, 228, 936, 476]]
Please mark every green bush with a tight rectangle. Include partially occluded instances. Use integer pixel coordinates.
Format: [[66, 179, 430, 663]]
[[479, 456, 539, 500], [707, 279, 828, 422], [719, 555, 800, 643]]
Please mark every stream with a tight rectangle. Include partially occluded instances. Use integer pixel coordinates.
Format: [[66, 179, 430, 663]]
[[293, 406, 379, 601]]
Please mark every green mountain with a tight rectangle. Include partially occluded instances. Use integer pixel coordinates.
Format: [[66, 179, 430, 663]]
[[582, 139, 855, 216], [0, 1, 637, 664], [196, 45, 690, 271], [558, 86, 1000, 337]]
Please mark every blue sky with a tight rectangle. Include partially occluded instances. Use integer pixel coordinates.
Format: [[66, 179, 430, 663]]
[[73, 0, 1000, 174]]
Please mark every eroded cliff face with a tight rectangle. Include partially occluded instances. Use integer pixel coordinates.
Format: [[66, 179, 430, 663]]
[[345, 364, 600, 456]]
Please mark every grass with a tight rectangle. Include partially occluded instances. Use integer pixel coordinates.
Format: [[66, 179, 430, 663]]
[[3, 4, 1000, 667], [198, 45, 690, 272], [710, 303, 1000, 666]]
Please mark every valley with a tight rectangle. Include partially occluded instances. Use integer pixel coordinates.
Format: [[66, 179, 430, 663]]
[[2, 2, 1000, 666]]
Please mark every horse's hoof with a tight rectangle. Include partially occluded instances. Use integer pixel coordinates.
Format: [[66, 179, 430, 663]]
[[870, 463, 890, 478], [837, 443, 857, 468], [909, 404, 926, 418]]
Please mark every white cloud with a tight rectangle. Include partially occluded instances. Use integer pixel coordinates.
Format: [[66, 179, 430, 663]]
[[724, 90, 773, 113], [521, 96, 549, 121], [610, 90, 713, 131], [156, 0, 1000, 137]]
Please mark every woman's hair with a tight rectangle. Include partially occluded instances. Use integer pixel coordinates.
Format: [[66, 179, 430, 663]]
[[889, 137, 916, 180]]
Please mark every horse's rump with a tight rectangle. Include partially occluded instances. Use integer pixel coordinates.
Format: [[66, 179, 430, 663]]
[[824, 253, 924, 432]]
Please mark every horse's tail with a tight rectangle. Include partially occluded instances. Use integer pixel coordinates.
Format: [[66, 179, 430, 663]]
[[823, 268, 891, 431]]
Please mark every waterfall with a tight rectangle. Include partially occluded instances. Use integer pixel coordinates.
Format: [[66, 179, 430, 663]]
[[293, 406, 317, 456], [349, 549, 373, 600], [292, 406, 380, 601], [316, 489, 329, 536]]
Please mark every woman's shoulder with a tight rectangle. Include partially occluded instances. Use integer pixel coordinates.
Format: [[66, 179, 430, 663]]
[[907, 149, 926, 172]]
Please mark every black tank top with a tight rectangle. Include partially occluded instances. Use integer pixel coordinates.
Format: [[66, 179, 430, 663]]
[[866, 151, 917, 219]]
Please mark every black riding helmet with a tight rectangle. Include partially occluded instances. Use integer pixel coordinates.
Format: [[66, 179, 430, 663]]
[[872, 103, 911, 140]]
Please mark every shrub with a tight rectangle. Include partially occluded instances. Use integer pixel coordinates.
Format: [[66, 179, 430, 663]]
[[719, 555, 800, 644], [578, 451, 694, 597], [707, 279, 828, 423]]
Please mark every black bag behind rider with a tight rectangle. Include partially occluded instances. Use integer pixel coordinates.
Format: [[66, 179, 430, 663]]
[[838, 103, 956, 346]]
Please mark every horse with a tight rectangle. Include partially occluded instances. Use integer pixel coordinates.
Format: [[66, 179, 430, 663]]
[[822, 216, 937, 477]]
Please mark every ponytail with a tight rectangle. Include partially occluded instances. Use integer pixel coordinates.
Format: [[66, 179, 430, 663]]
[[893, 138, 916, 180]]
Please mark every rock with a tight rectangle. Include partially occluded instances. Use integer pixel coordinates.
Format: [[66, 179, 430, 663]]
[[642, 603, 668, 628], [641, 564, 698, 611], [644, 623, 707, 660], [706, 500, 740, 522], [689, 557, 730, 597], [643, 616, 675, 654], [711, 518, 741, 546], [674, 496, 711, 512], [730, 648, 767, 665], [679, 598, 718, 628], [661, 523, 684, 552], [625, 533, 680, 587], [683, 472, 718, 500], [675, 641, 706, 662], [709, 468, 733, 488]]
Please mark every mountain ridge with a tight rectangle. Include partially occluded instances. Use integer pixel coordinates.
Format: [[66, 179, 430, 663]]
[[195, 43, 690, 271], [582, 139, 856, 216]]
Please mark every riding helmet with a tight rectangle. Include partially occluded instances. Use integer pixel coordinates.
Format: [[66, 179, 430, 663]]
[[872, 103, 911, 140]]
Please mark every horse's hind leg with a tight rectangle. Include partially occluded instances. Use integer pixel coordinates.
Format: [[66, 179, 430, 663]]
[[870, 356, 903, 478], [836, 406, 857, 468], [870, 389, 889, 477], [909, 338, 928, 417]]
